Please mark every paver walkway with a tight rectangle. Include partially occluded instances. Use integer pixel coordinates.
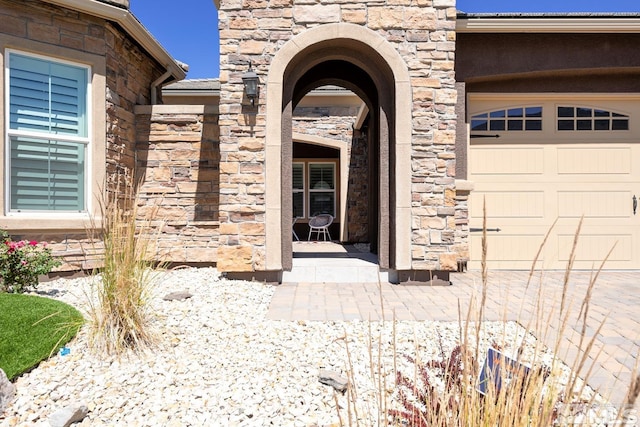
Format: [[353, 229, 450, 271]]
[[268, 269, 640, 408]]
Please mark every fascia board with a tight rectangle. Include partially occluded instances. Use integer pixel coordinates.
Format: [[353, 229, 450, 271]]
[[164, 90, 220, 96], [456, 17, 640, 33]]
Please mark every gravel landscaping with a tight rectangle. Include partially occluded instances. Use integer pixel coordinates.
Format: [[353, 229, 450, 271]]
[[0, 267, 604, 426]]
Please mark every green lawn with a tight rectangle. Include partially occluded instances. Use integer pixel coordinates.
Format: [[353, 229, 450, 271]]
[[0, 293, 83, 380]]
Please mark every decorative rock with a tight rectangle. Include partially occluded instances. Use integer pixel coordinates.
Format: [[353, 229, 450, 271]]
[[49, 403, 88, 427], [318, 370, 348, 394], [163, 291, 193, 301], [0, 268, 603, 426], [0, 368, 15, 413]]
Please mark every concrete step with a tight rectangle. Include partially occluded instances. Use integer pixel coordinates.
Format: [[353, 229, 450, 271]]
[[282, 255, 389, 283], [283, 242, 391, 283]]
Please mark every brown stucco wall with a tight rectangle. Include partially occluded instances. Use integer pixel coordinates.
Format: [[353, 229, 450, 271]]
[[0, 0, 168, 270], [456, 32, 640, 92]]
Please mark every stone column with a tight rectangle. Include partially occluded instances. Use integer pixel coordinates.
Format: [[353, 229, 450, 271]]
[[216, 0, 275, 272]]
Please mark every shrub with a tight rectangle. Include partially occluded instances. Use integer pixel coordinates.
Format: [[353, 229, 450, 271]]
[[388, 344, 555, 426], [85, 172, 165, 355], [0, 234, 61, 294]]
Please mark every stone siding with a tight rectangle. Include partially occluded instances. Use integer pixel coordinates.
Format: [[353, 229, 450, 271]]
[[453, 186, 471, 267], [292, 114, 355, 143], [104, 23, 166, 188], [0, 0, 167, 270], [135, 105, 221, 264], [218, 0, 461, 272], [347, 131, 369, 243]]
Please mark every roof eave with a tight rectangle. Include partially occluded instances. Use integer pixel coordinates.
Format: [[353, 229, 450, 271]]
[[456, 15, 640, 33], [164, 90, 221, 97], [42, 0, 186, 81]]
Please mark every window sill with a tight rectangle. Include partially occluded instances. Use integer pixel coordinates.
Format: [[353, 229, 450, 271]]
[[0, 215, 101, 231]]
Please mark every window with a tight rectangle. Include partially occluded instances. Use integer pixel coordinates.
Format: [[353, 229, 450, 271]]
[[557, 106, 629, 131], [7, 51, 89, 212], [292, 161, 336, 219], [471, 106, 542, 132], [309, 163, 335, 217]]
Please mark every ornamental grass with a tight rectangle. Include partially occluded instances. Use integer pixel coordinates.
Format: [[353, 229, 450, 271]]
[[85, 172, 166, 355], [336, 201, 638, 426]]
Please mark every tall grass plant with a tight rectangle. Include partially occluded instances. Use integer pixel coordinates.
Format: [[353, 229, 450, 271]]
[[335, 204, 637, 426], [85, 173, 165, 355]]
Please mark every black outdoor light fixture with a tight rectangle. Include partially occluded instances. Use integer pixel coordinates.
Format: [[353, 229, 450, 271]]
[[242, 62, 259, 106]]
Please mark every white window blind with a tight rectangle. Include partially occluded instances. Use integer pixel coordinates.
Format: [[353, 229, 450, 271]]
[[309, 163, 335, 217], [10, 137, 85, 211], [292, 163, 305, 218], [7, 52, 89, 212]]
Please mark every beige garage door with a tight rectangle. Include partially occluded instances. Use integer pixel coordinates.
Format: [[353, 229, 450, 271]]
[[468, 95, 640, 270]]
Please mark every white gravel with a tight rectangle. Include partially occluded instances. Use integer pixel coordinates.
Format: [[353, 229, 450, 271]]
[[0, 267, 605, 426]]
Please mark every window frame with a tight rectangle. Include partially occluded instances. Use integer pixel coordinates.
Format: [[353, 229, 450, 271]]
[[556, 105, 630, 132], [471, 106, 543, 133], [468, 94, 639, 148], [5, 49, 92, 215], [308, 161, 336, 218], [292, 158, 338, 221]]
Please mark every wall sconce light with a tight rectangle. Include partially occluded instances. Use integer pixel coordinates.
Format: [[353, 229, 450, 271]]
[[242, 62, 259, 106]]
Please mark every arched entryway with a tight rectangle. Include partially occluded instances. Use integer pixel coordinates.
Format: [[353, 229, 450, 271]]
[[291, 133, 349, 242], [265, 23, 412, 273]]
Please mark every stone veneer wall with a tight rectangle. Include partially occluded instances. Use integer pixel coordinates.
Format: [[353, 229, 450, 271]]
[[218, 0, 460, 272], [135, 105, 221, 264], [0, 0, 168, 270], [104, 21, 165, 186], [453, 187, 470, 267], [347, 131, 369, 243], [292, 114, 355, 142]]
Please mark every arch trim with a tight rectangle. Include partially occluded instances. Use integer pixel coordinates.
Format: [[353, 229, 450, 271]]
[[266, 23, 412, 270]]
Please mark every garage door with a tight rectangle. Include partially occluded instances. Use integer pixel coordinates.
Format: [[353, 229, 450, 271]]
[[468, 95, 640, 270]]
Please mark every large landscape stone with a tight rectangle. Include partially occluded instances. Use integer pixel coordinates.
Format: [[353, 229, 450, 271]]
[[318, 369, 348, 394], [0, 368, 15, 413], [49, 403, 88, 427], [163, 291, 193, 301]]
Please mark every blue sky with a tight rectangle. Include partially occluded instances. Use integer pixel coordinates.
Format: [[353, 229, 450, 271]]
[[131, 1, 639, 80], [131, 0, 219, 79]]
